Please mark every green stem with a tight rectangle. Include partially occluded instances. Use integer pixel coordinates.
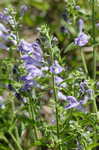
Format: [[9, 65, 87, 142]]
[[52, 74, 60, 139], [9, 132, 23, 150], [92, 0, 96, 80], [52, 73, 61, 150], [91, 2, 98, 149], [91, 0, 98, 115], [93, 92, 98, 114], [44, 28, 61, 149], [3, 136, 15, 150], [48, 40, 61, 149], [28, 91, 38, 141], [11, 99, 21, 145], [80, 48, 88, 76]]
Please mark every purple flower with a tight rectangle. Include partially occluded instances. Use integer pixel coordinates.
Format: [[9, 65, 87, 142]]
[[20, 5, 28, 16], [32, 41, 43, 61], [21, 55, 42, 67], [26, 67, 43, 78], [65, 96, 79, 109], [96, 23, 99, 27], [75, 5, 80, 10], [18, 40, 33, 53], [20, 76, 38, 90], [75, 19, 90, 47], [19, 40, 43, 63], [0, 23, 9, 33], [78, 19, 84, 33], [19, 39, 44, 90], [55, 76, 67, 88], [0, 12, 9, 22], [0, 42, 8, 50], [57, 91, 67, 101], [0, 12, 4, 20], [80, 80, 88, 94], [50, 60, 64, 74], [75, 32, 90, 47], [86, 89, 93, 98]]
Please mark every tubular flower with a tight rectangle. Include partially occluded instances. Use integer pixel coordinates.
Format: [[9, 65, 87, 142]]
[[55, 76, 67, 88], [65, 96, 79, 109], [74, 19, 90, 47], [75, 32, 90, 47], [50, 60, 64, 74], [19, 40, 44, 90]]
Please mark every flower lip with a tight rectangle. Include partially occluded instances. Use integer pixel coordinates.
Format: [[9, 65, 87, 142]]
[[74, 32, 90, 47], [50, 60, 64, 74]]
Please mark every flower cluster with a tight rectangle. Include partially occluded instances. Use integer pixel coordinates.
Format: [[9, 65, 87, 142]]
[[0, 23, 17, 49], [19, 40, 44, 90], [74, 19, 90, 47]]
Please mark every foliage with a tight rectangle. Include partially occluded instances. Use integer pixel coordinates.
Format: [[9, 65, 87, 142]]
[[0, 0, 99, 150]]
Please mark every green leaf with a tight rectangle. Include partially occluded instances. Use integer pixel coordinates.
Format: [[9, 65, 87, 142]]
[[86, 143, 99, 150], [29, 0, 49, 10], [64, 42, 79, 53]]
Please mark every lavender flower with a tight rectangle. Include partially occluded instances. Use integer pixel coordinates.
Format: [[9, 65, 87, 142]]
[[80, 80, 88, 94], [78, 19, 84, 33], [65, 96, 79, 109], [0, 12, 4, 20], [0, 12, 9, 22], [50, 60, 64, 74], [75, 32, 89, 47], [25, 66, 43, 78], [65, 93, 92, 110], [21, 55, 41, 67], [0, 23, 9, 33], [86, 89, 93, 98], [32, 41, 43, 61], [0, 42, 8, 50], [55, 76, 67, 88], [57, 91, 67, 101], [96, 23, 99, 27], [19, 39, 44, 90], [75, 5, 80, 10], [20, 5, 28, 16], [18, 40, 33, 53], [19, 40, 43, 62], [75, 19, 90, 47]]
